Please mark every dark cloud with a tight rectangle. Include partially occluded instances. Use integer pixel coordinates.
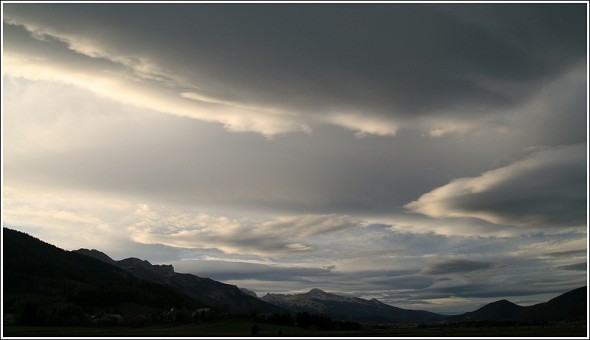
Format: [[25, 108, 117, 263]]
[[544, 249, 588, 258], [5, 83, 526, 217], [3, 3, 586, 136], [170, 260, 335, 282], [3, 4, 586, 219], [406, 144, 587, 228], [558, 262, 587, 272], [512, 68, 587, 146], [422, 259, 496, 275], [367, 275, 435, 290], [423, 284, 553, 300]]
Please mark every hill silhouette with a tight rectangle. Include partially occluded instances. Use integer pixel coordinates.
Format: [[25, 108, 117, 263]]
[[74, 249, 284, 314], [447, 287, 587, 323], [447, 299, 525, 323], [518, 286, 586, 322], [3, 228, 204, 326]]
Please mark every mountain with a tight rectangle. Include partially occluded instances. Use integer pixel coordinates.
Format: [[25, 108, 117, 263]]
[[73, 249, 283, 315], [4, 226, 281, 326], [3, 228, 204, 325], [518, 286, 587, 322], [4, 227, 585, 327], [261, 288, 446, 324], [74, 248, 118, 266], [447, 287, 587, 323], [446, 299, 525, 323], [241, 288, 258, 297]]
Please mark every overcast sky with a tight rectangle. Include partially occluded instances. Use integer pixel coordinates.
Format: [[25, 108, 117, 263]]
[[2, 2, 587, 314]]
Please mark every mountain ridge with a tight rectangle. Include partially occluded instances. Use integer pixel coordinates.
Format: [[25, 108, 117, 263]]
[[262, 288, 447, 324], [3, 228, 206, 326], [3, 227, 586, 326], [72, 249, 284, 315]]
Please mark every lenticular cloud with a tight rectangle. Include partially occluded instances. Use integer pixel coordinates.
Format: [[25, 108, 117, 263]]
[[405, 144, 586, 228]]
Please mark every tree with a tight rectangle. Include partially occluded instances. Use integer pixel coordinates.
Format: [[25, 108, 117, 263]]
[[251, 323, 260, 335]]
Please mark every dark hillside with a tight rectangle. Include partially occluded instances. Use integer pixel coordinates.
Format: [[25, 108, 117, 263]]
[[3, 228, 204, 325], [446, 299, 525, 323], [3, 228, 131, 288], [519, 286, 587, 322], [74, 248, 284, 315], [446, 287, 587, 324]]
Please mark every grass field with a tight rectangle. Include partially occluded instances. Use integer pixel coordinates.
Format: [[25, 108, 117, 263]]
[[4, 322, 311, 337], [3, 321, 587, 337]]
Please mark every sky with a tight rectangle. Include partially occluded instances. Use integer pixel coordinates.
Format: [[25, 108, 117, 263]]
[[2, 2, 588, 314]]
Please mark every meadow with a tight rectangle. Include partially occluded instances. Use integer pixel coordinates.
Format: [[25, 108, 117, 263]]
[[4, 320, 587, 337]]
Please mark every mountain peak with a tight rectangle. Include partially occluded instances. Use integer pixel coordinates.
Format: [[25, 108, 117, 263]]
[[447, 297, 525, 323], [369, 298, 385, 305], [308, 288, 327, 293], [118, 257, 175, 276], [306, 288, 331, 297], [240, 288, 257, 298], [74, 248, 116, 265], [480, 299, 522, 310]]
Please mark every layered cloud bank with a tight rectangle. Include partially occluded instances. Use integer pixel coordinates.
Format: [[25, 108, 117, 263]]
[[130, 207, 362, 255], [3, 4, 586, 137]]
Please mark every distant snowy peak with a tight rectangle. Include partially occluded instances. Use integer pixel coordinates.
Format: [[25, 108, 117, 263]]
[[305, 288, 334, 299], [261, 288, 446, 324], [304, 289, 387, 305], [265, 288, 375, 304], [264, 288, 341, 302]]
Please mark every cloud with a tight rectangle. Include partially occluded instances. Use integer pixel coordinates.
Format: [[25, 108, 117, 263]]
[[422, 259, 497, 275], [170, 259, 335, 282], [424, 284, 556, 300], [545, 249, 588, 258], [366, 275, 436, 290], [557, 262, 587, 272], [2, 21, 309, 138], [405, 144, 587, 228], [4, 182, 586, 314], [1, 185, 133, 252], [324, 113, 399, 138], [3, 4, 586, 137], [129, 206, 362, 255], [259, 214, 363, 237]]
